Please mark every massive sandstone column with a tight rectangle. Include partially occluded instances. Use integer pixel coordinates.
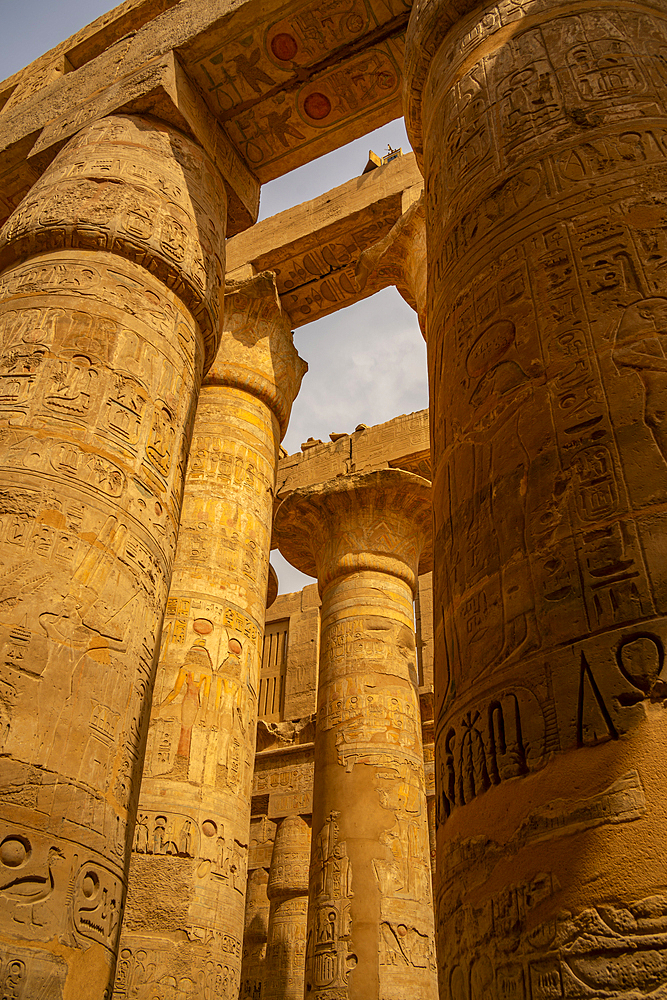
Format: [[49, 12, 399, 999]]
[[114, 272, 306, 999], [405, 0, 667, 995], [265, 814, 311, 1000], [275, 470, 437, 1000], [0, 114, 225, 997]]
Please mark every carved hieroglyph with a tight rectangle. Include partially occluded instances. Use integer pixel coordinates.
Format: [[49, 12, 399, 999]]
[[265, 814, 311, 1000], [114, 272, 306, 999], [240, 867, 270, 1000], [405, 0, 667, 995], [275, 470, 437, 1000], [0, 113, 226, 998]]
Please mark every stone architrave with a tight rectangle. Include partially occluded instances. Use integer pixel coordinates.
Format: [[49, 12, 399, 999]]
[[274, 470, 437, 1000], [265, 814, 311, 1000], [355, 194, 427, 337], [0, 113, 226, 998], [114, 272, 307, 998], [405, 0, 667, 994]]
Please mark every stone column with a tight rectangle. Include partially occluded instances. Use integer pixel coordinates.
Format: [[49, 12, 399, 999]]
[[265, 814, 311, 1000], [274, 470, 437, 1000], [355, 194, 427, 337], [114, 272, 306, 998], [240, 867, 270, 1000], [0, 114, 225, 997], [405, 1, 667, 995]]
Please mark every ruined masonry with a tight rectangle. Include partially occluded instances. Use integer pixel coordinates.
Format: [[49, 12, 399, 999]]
[[0, 0, 665, 998]]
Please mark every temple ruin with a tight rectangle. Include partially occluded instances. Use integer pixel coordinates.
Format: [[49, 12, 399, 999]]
[[0, 0, 666, 997]]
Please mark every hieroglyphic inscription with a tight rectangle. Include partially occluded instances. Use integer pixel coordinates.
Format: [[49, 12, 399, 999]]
[[0, 241, 201, 995], [410, 0, 667, 992]]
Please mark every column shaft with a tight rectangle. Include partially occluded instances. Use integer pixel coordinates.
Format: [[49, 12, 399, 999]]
[[240, 867, 270, 1000], [115, 273, 306, 997], [0, 114, 225, 996], [265, 814, 311, 1000], [405, 0, 667, 994], [275, 470, 437, 1000]]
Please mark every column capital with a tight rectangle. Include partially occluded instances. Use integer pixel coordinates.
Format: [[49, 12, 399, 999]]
[[356, 194, 427, 338], [274, 469, 431, 594], [0, 113, 226, 370], [210, 271, 307, 439]]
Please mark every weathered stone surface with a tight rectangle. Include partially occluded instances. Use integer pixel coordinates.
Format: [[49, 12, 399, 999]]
[[275, 408, 429, 504], [405, 0, 667, 994], [113, 272, 306, 999], [0, 114, 226, 369], [265, 814, 311, 1000], [0, 113, 225, 997], [0, 0, 413, 235], [275, 469, 437, 1000], [239, 866, 270, 1000], [356, 192, 427, 336], [227, 153, 423, 327]]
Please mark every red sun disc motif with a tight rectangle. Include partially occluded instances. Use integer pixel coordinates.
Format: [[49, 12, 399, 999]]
[[193, 618, 214, 635], [303, 92, 332, 120], [271, 33, 298, 61]]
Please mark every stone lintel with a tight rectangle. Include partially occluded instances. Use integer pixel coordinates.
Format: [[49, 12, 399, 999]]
[[0, 0, 413, 223], [275, 408, 430, 504], [227, 153, 424, 328]]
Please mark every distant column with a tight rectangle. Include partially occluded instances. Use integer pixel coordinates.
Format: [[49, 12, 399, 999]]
[[114, 272, 306, 998], [240, 867, 270, 1000], [275, 470, 437, 1000], [405, 0, 667, 993], [0, 114, 225, 997], [265, 814, 311, 1000]]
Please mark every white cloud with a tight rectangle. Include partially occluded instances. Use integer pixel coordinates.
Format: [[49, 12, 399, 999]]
[[285, 287, 427, 453]]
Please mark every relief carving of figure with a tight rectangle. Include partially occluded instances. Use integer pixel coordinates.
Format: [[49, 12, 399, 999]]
[[613, 296, 667, 464], [152, 632, 247, 766]]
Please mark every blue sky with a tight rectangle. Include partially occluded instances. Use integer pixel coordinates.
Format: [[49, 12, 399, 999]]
[[0, 1, 428, 594]]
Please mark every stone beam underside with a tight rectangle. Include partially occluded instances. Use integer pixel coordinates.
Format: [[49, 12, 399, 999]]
[[0, 0, 413, 233], [226, 152, 423, 326]]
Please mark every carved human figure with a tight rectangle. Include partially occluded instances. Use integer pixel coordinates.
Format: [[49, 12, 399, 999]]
[[275, 470, 437, 1000], [115, 272, 306, 998], [614, 297, 667, 463]]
